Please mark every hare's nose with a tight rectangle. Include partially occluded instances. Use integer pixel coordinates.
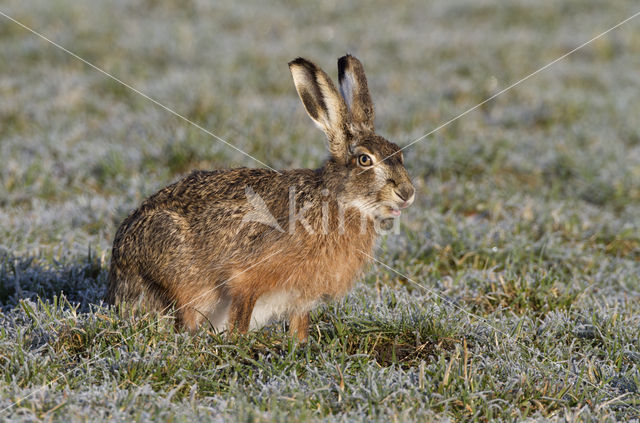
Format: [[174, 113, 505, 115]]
[[395, 185, 415, 208]]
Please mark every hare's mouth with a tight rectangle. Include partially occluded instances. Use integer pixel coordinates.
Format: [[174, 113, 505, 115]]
[[378, 205, 402, 219]]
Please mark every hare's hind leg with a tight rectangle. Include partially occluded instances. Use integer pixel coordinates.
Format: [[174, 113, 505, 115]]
[[228, 293, 258, 334], [107, 265, 173, 317], [289, 312, 309, 342]]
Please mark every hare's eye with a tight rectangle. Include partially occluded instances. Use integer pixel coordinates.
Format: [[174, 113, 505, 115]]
[[357, 154, 372, 167]]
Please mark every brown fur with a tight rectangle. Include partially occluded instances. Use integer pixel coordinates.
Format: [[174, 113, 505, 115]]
[[106, 55, 414, 342]]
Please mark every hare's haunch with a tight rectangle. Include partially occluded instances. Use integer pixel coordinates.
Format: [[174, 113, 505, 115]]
[[106, 55, 415, 342]]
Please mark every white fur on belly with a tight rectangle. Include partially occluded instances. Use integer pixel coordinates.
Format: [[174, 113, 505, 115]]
[[202, 294, 232, 333], [201, 290, 300, 333], [249, 290, 296, 330]]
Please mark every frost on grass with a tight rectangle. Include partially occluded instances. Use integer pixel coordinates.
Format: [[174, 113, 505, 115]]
[[1, 0, 639, 421]]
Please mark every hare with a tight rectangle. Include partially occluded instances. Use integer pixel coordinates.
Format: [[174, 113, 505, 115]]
[[106, 55, 415, 341]]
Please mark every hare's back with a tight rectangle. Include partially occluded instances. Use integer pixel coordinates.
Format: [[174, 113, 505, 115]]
[[145, 168, 279, 211], [115, 166, 323, 262]]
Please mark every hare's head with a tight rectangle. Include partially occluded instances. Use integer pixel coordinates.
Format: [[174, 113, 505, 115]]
[[289, 55, 414, 223]]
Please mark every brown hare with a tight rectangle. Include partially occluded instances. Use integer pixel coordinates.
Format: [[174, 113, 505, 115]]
[[106, 55, 415, 342]]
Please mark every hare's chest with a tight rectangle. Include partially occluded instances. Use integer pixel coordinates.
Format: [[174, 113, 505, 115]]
[[308, 235, 375, 297]]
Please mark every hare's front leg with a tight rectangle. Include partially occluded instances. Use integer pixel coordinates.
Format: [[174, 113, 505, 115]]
[[289, 312, 309, 342], [228, 294, 257, 334]]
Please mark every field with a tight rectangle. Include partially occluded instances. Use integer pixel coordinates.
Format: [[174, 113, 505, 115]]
[[1, 0, 639, 421]]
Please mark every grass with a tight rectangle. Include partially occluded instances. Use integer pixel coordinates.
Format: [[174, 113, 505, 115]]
[[1, 0, 639, 421]]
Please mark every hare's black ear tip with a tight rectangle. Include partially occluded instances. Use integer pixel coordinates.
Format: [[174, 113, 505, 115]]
[[338, 54, 353, 64], [289, 57, 311, 69], [288, 57, 303, 67], [338, 54, 361, 70], [338, 55, 350, 78]]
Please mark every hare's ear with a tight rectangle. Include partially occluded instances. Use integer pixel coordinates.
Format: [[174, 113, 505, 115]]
[[289, 58, 349, 162], [338, 55, 375, 132]]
